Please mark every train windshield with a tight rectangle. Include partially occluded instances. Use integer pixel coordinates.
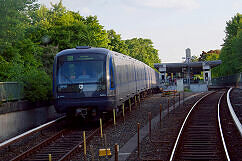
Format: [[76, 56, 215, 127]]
[[57, 53, 106, 85]]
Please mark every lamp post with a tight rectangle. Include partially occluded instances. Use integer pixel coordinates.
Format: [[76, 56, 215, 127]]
[[182, 48, 191, 88]]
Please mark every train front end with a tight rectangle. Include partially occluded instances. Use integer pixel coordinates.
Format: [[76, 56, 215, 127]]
[[53, 47, 115, 118]]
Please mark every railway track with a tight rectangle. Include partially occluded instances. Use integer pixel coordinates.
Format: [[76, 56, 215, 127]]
[[2, 90, 241, 161], [220, 88, 242, 160], [0, 89, 147, 161], [0, 116, 67, 161], [169, 91, 229, 161], [126, 92, 208, 160], [11, 128, 98, 161]]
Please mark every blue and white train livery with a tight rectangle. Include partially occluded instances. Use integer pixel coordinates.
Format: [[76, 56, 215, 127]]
[[53, 46, 160, 118]]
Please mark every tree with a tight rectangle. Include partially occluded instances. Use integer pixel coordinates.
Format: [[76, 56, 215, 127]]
[[198, 50, 220, 61], [107, 29, 129, 55], [0, 0, 39, 60], [0, 0, 161, 102], [125, 38, 160, 67], [218, 13, 242, 76]]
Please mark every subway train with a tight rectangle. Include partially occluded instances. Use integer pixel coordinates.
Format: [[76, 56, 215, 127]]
[[53, 46, 160, 118]]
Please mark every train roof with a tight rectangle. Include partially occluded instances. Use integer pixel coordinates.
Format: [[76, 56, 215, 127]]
[[55, 46, 110, 57], [55, 46, 156, 71]]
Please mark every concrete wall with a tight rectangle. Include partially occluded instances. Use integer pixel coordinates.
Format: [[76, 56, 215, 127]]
[[164, 83, 208, 92], [0, 105, 62, 142], [190, 84, 208, 92]]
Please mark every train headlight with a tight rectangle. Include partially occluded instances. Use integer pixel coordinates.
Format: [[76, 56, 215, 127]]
[[107, 89, 115, 96]]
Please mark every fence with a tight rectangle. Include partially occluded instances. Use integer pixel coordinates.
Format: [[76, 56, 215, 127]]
[[0, 82, 24, 102], [210, 73, 242, 87]]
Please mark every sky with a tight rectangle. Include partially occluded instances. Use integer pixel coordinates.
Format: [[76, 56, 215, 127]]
[[37, 0, 242, 63]]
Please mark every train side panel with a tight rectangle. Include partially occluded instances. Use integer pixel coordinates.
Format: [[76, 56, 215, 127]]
[[53, 47, 160, 117]]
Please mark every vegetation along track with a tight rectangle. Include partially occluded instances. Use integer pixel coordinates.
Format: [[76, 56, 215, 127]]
[[169, 91, 230, 161]]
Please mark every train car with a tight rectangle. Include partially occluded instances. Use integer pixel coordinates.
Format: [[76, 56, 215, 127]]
[[53, 46, 160, 118]]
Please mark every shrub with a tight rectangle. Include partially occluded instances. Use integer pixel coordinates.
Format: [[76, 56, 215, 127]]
[[23, 68, 52, 102]]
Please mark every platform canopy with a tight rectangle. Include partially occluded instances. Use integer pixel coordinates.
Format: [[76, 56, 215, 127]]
[[154, 60, 222, 74]]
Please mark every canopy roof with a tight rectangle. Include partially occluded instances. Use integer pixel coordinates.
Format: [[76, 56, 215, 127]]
[[154, 60, 222, 74]]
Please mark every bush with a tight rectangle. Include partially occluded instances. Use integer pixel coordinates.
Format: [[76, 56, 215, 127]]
[[3, 50, 53, 102], [184, 88, 192, 92], [23, 69, 52, 102]]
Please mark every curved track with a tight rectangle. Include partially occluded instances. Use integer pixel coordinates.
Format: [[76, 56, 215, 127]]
[[227, 87, 242, 136], [221, 88, 242, 160], [170, 91, 229, 161]]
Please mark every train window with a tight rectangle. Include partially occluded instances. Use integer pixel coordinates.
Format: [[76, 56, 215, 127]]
[[131, 64, 133, 81], [122, 65, 125, 83], [109, 57, 115, 89], [119, 68, 122, 85], [126, 65, 129, 82], [67, 56, 73, 61], [57, 53, 106, 85]]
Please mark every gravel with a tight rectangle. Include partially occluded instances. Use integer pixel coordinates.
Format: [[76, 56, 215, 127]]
[[230, 88, 242, 122], [222, 88, 242, 161], [69, 92, 204, 161], [0, 118, 67, 161], [0, 91, 205, 161]]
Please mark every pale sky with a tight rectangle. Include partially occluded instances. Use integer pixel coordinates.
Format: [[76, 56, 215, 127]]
[[37, 0, 242, 63]]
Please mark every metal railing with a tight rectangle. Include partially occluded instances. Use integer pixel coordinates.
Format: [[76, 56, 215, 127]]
[[0, 82, 24, 102]]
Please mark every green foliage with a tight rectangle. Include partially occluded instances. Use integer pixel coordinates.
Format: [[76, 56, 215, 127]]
[[107, 30, 160, 68], [190, 55, 199, 62], [196, 50, 221, 78], [41, 45, 59, 75], [30, 2, 110, 50], [184, 88, 191, 92], [3, 53, 52, 102], [0, 55, 9, 80], [197, 14, 242, 77], [198, 50, 220, 62], [125, 38, 160, 67], [217, 13, 242, 76], [0, 0, 39, 60], [22, 69, 52, 102], [107, 29, 129, 55], [0, 0, 160, 102]]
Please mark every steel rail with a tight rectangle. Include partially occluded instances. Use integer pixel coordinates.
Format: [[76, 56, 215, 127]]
[[58, 128, 100, 161], [168, 92, 213, 161], [59, 116, 115, 161], [227, 87, 242, 136], [0, 115, 66, 150], [217, 92, 231, 161], [10, 129, 69, 161]]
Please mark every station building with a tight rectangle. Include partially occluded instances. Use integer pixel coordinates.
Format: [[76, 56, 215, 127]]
[[154, 48, 222, 92]]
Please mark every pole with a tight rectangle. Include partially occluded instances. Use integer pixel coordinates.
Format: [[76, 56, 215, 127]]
[[137, 123, 140, 158], [113, 109, 116, 125], [179, 92, 180, 108], [115, 144, 119, 161], [48, 154, 52, 161], [148, 112, 151, 139], [160, 104, 162, 124], [83, 131, 87, 160], [100, 118, 103, 138], [122, 104, 125, 118], [168, 98, 170, 116]]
